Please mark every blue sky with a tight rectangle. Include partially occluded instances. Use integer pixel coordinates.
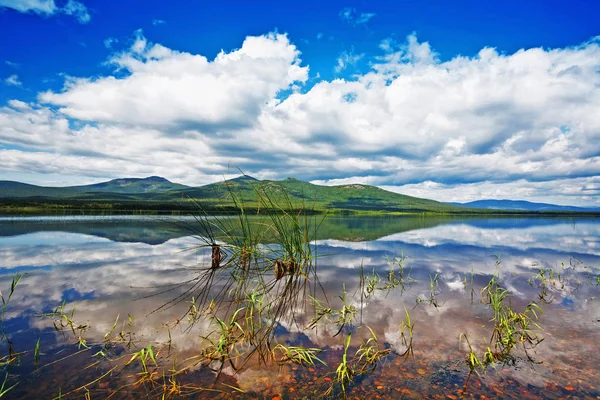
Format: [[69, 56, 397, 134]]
[[1, 0, 599, 206]]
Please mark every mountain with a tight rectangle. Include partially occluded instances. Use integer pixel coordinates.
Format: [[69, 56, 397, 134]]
[[0, 176, 189, 198], [0, 175, 471, 213], [449, 199, 600, 212], [171, 176, 464, 213], [1, 176, 596, 214], [70, 176, 189, 194], [0, 181, 75, 198]]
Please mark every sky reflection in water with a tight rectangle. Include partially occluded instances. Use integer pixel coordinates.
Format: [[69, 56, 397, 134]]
[[0, 216, 599, 398]]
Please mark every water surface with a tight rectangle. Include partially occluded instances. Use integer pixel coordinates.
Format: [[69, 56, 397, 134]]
[[0, 215, 598, 398]]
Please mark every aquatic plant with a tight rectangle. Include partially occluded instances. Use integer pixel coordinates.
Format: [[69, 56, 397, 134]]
[[0, 273, 23, 364], [307, 284, 357, 338], [272, 344, 325, 367], [0, 374, 17, 398], [397, 308, 415, 359], [459, 272, 545, 376], [200, 307, 246, 370], [458, 333, 485, 373], [326, 333, 354, 397], [483, 274, 544, 362], [127, 344, 159, 383], [415, 273, 443, 308], [354, 326, 391, 375], [383, 253, 415, 293]]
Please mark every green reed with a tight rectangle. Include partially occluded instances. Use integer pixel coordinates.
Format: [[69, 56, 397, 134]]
[[127, 344, 158, 380], [415, 273, 443, 308], [272, 344, 325, 367], [326, 333, 353, 397], [459, 271, 545, 374], [354, 326, 391, 375], [0, 373, 17, 398], [0, 273, 23, 363], [397, 308, 415, 359]]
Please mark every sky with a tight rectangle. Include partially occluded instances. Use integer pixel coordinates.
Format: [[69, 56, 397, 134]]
[[0, 0, 599, 206]]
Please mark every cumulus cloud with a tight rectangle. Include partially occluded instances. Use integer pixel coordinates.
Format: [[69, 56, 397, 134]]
[[0, 0, 90, 23], [39, 31, 308, 128], [152, 19, 165, 25], [1, 32, 600, 206], [4, 74, 21, 86]]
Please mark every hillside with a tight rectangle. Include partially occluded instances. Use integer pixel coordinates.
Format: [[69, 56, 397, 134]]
[[71, 176, 189, 194], [0, 176, 188, 198], [0, 175, 473, 214], [168, 175, 464, 213], [0, 181, 74, 197], [1, 175, 594, 215], [273, 178, 460, 212]]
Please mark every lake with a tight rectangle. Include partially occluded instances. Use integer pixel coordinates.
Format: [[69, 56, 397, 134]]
[[0, 215, 599, 399]]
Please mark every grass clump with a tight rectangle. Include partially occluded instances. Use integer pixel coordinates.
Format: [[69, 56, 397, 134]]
[[459, 272, 545, 375]]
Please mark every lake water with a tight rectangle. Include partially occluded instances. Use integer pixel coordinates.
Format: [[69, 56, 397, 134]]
[[0, 215, 599, 399]]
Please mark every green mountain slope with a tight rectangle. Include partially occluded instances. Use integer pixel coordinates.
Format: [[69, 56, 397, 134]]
[[165, 175, 463, 213], [71, 176, 189, 194], [0, 181, 74, 197], [0, 175, 491, 214], [274, 177, 458, 212], [0, 176, 188, 198]]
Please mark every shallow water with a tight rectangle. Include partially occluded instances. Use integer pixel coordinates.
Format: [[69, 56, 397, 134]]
[[0, 215, 598, 399]]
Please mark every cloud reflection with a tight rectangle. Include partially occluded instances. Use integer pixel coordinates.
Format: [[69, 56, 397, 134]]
[[0, 217, 599, 394]]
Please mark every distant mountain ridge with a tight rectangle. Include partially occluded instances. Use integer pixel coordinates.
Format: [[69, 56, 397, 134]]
[[176, 175, 471, 213], [71, 176, 189, 194], [0, 176, 188, 197], [0, 175, 464, 213], [449, 199, 600, 212], [0, 175, 596, 214]]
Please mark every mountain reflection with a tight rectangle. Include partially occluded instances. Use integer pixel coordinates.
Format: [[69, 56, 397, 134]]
[[0, 215, 599, 397]]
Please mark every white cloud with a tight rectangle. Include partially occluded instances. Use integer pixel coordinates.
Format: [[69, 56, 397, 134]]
[[334, 49, 364, 73], [4, 74, 21, 86], [152, 19, 165, 25], [263, 35, 600, 188], [0, 0, 56, 14], [339, 7, 353, 21], [0, 0, 90, 23], [0, 101, 241, 184], [39, 31, 308, 128], [1, 32, 600, 206], [103, 37, 117, 49], [378, 38, 395, 53], [355, 12, 375, 24], [62, 0, 89, 23], [381, 177, 600, 207], [339, 7, 375, 26]]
